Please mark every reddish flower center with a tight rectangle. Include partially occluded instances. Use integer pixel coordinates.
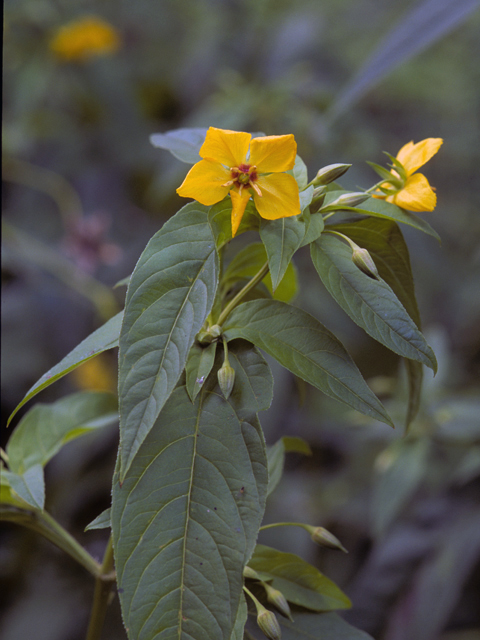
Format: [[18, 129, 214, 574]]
[[222, 163, 262, 197]]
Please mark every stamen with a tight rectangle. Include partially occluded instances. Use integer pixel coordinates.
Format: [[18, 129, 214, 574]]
[[222, 179, 235, 187], [251, 182, 262, 197]]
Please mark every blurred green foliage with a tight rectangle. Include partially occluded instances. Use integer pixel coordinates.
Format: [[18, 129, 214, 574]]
[[2, 0, 479, 639]]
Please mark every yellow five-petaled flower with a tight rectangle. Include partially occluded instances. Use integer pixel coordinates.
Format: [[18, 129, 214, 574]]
[[177, 127, 301, 236], [378, 138, 443, 212]]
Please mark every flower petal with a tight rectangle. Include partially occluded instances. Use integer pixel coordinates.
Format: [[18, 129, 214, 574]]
[[230, 189, 252, 237], [393, 173, 437, 212], [396, 138, 443, 176], [249, 135, 297, 173], [199, 127, 251, 167], [176, 158, 230, 205], [254, 173, 300, 220]]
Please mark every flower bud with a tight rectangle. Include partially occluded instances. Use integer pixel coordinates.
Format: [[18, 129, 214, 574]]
[[313, 163, 351, 186], [243, 565, 262, 581], [257, 609, 282, 640], [310, 186, 326, 209], [218, 363, 235, 399], [352, 246, 379, 280], [264, 584, 292, 620], [197, 330, 214, 345], [325, 192, 370, 209], [209, 324, 222, 338], [306, 525, 348, 553]]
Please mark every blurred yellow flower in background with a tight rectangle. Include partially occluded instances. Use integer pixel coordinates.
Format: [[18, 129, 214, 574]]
[[72, 355, 116, 393], [177, 127, 301, 236], [49, 16, 120, 62], [377, 138, 443, 212]]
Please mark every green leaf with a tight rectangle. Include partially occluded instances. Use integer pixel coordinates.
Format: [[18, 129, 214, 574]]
[[290, 155, 309, 190], [329, 218, 421, 324], [6, 391, 118, 474], [329, 217, 424, 425], [150, 127, 208, 163], [186, 341, 218, 402], [260, 215, 305, 292], [7, 311, 123, 427], [230, 594, 248, 640], [311, 235, 437, 371], [267, 437, 312, 497], [366, 160, 399, 183], [85, 507, 111, 531], [299, 185, 314, 212], [2, 464, 45, 511], [112, 342, 270, 640], [223, 243, 298, 303], [222, 299, 393, 427], [339, 196, 440, 241], [248, 545, 351, 611], [277, 610, 375, 639], [208, 198, 259, 250], [118, 203, 218, 479], [300, 208, 324, 247]]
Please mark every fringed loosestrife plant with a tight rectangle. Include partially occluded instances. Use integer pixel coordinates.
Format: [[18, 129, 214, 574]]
[[3, 127, 443, 640]]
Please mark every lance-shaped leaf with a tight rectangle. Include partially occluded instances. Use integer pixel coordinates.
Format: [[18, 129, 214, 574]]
[[230, 594, 248, 640], [7, 311, 123, 427], [6, 391, 118, 474], [311, 234, 436, 371], [223, 243, 298, 303], [2, 464, 45, 511], [266, 610, 375, 639], [112, 342, 270, 640], [260, 216, 305, 292], [328, 217, 424, 425], [150, 127, 208, 164], [248, 545, 351, 611], [208, 199, 259, 250], [118, 204, 218, 479], [222, 299, 393, 426], [185, 341, 218, 402], [321, 191, 440, 241]]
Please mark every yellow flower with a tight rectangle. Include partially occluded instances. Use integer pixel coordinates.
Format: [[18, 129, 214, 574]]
[[378, 138, 443, 212], [50, 16, 120, 62], [177, 127, 301, 236]]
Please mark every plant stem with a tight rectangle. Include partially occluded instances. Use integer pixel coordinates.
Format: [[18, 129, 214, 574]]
[[259, 522, 307, 531], [217, 261, 269, 326], [86, 535, 116, 640], [1, 505, 101, 577]]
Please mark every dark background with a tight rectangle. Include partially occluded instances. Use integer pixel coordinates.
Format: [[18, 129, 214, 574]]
[[2, 1, 480, 638]]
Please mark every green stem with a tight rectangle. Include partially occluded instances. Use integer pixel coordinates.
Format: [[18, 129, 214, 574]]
[[217, 261, 269, 326], [323, 229, 357, 250], [259, 521, 308, 532], [86, 535, 116, 640], [1, 505, 101, 577]]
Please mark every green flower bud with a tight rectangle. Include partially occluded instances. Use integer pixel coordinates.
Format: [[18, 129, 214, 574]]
[[264, 583, 292, 620], [243, 565, 262, 581], [313, 163, 351, 186], [197, 330, 214, 345], [326, 192, 370, 209], [310, 186, 326, 209], [257, 609, 282, 640], [209, 324, 222, 338], [306, 525, 348, 553], [351, 246, 379, 280], [218, 363, 235, 399]]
